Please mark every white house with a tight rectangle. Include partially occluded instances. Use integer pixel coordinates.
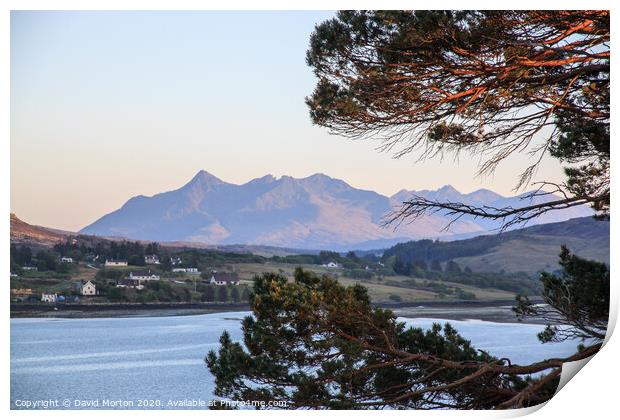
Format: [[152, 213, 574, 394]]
[[172, 267, 200, 274], [41, 293, 57, 303], [117, 279, 144, 290], [22, 266, 38, 271], [105, 259, 128, 267], [144, 254, 160, 265], [170, 257, 182, 266], [81, 280, 97, 296], [322, 261, 340, 269], [129, 271, 160, 281], [60, 257, 74, 263], [209, 272, 240, 286], [74, 280, 97, 296]]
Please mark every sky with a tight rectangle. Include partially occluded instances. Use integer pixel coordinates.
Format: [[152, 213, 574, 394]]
[[10, 11, 567, 231]]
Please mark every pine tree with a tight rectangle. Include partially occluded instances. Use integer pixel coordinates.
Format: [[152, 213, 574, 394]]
[[202, 285, 216, 302], [217, 286, 228, 303], [514, 247, 608, 343], [207, 269, 594, 409], [241, 287, 251, 303], [430, 260, 443, 272], [306, 11, 609, 225], [445, 260, 462, 274], [230, 287, 240, 303]]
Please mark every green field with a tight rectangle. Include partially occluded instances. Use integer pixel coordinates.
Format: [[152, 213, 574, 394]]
[[235, 262, 516, 303], [12, 260, 519, 305]]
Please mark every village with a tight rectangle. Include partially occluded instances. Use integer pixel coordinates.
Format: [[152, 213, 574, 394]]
[[10, 235, 529, 308], [10, 250, 247, 305]]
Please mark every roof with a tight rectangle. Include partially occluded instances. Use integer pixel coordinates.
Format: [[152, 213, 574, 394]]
[[211, 272, 239, 283], [75, 280, 95, 285], [131, 270, 159, 277], [117, 279, 141, 286]]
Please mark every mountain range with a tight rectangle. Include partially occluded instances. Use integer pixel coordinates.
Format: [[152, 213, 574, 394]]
[[80, 170, 593, 250]]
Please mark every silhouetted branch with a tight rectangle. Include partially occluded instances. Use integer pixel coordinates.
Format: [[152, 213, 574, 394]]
[[385, 186, 607, 231]]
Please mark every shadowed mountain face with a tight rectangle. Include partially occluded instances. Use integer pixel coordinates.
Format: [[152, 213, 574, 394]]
[[80, 171, 593, 250]]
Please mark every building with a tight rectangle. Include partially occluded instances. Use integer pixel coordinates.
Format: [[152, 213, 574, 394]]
[[60, 257, 74, 263], [170, 257, 182, 266], [172, 267, 200, 274], [144, 254, 160, 265], [11, 288, 33, 297], [41, 293, 57, 303], [209, 272, 240, 286], [129, 271, 160, 281], [105, 259, 128, 267], [322, 261, 340, 268], [22, 266, 38, 271], [74, 280, 97, 296], [116, 278, 145, 290]]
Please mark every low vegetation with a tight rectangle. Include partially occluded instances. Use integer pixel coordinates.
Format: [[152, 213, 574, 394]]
[[11, 233, 542, 306]]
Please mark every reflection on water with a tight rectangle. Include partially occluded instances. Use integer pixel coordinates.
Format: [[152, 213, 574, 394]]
[[11, 312, 582, 409]]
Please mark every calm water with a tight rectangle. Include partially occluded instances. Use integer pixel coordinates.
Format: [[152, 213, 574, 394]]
[[10, 312, 582, 410]]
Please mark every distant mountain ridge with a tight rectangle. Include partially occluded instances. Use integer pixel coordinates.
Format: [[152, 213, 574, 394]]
[[382, 216, 609, 274], [80, 170, 593, 250]]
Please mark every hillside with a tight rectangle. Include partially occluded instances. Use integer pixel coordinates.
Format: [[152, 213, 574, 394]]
[[382, 217, 609, 274], [10, 214, 68, 246], [80, 170, 592, 250], [9, 213, 315, 258]]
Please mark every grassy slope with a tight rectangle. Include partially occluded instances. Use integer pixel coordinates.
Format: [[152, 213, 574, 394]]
[[13, 260, 516, 305], [453, 234, 610, 274], [235, 262, 515, 303], [384, 217, 609, 275]]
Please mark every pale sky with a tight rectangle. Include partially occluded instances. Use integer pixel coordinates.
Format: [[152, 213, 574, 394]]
[[10, 11, 567, 231]]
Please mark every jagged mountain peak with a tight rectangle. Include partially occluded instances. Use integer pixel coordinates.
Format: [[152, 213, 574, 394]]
[[80, 171, 594, 250], [303, 172, 337, 181], [185, 170, 227, 188], [464, 188, 505, 203], [246, 174, 276, 184], [437, 184, 459, 193]]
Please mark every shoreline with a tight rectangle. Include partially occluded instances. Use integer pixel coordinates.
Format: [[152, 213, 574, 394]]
[[10, 299, 544, 324], [10, 302, 250, 319]]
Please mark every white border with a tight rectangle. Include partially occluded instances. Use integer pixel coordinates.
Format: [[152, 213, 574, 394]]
[[3, 2, 617, 420]]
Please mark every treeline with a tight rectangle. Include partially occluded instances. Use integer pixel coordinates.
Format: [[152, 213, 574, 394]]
[[97, 280, 251, 304], [52, 239, 161, 266], [15, 237, 380, 272], [385, 280, 478, 301], [382, 237, 507, 265], [391, 257, 476, 276], [386, 256, 539, 295], [10, 245, 74, 275], [273, 250, 380, 268], [175, 249, 264, 267]]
